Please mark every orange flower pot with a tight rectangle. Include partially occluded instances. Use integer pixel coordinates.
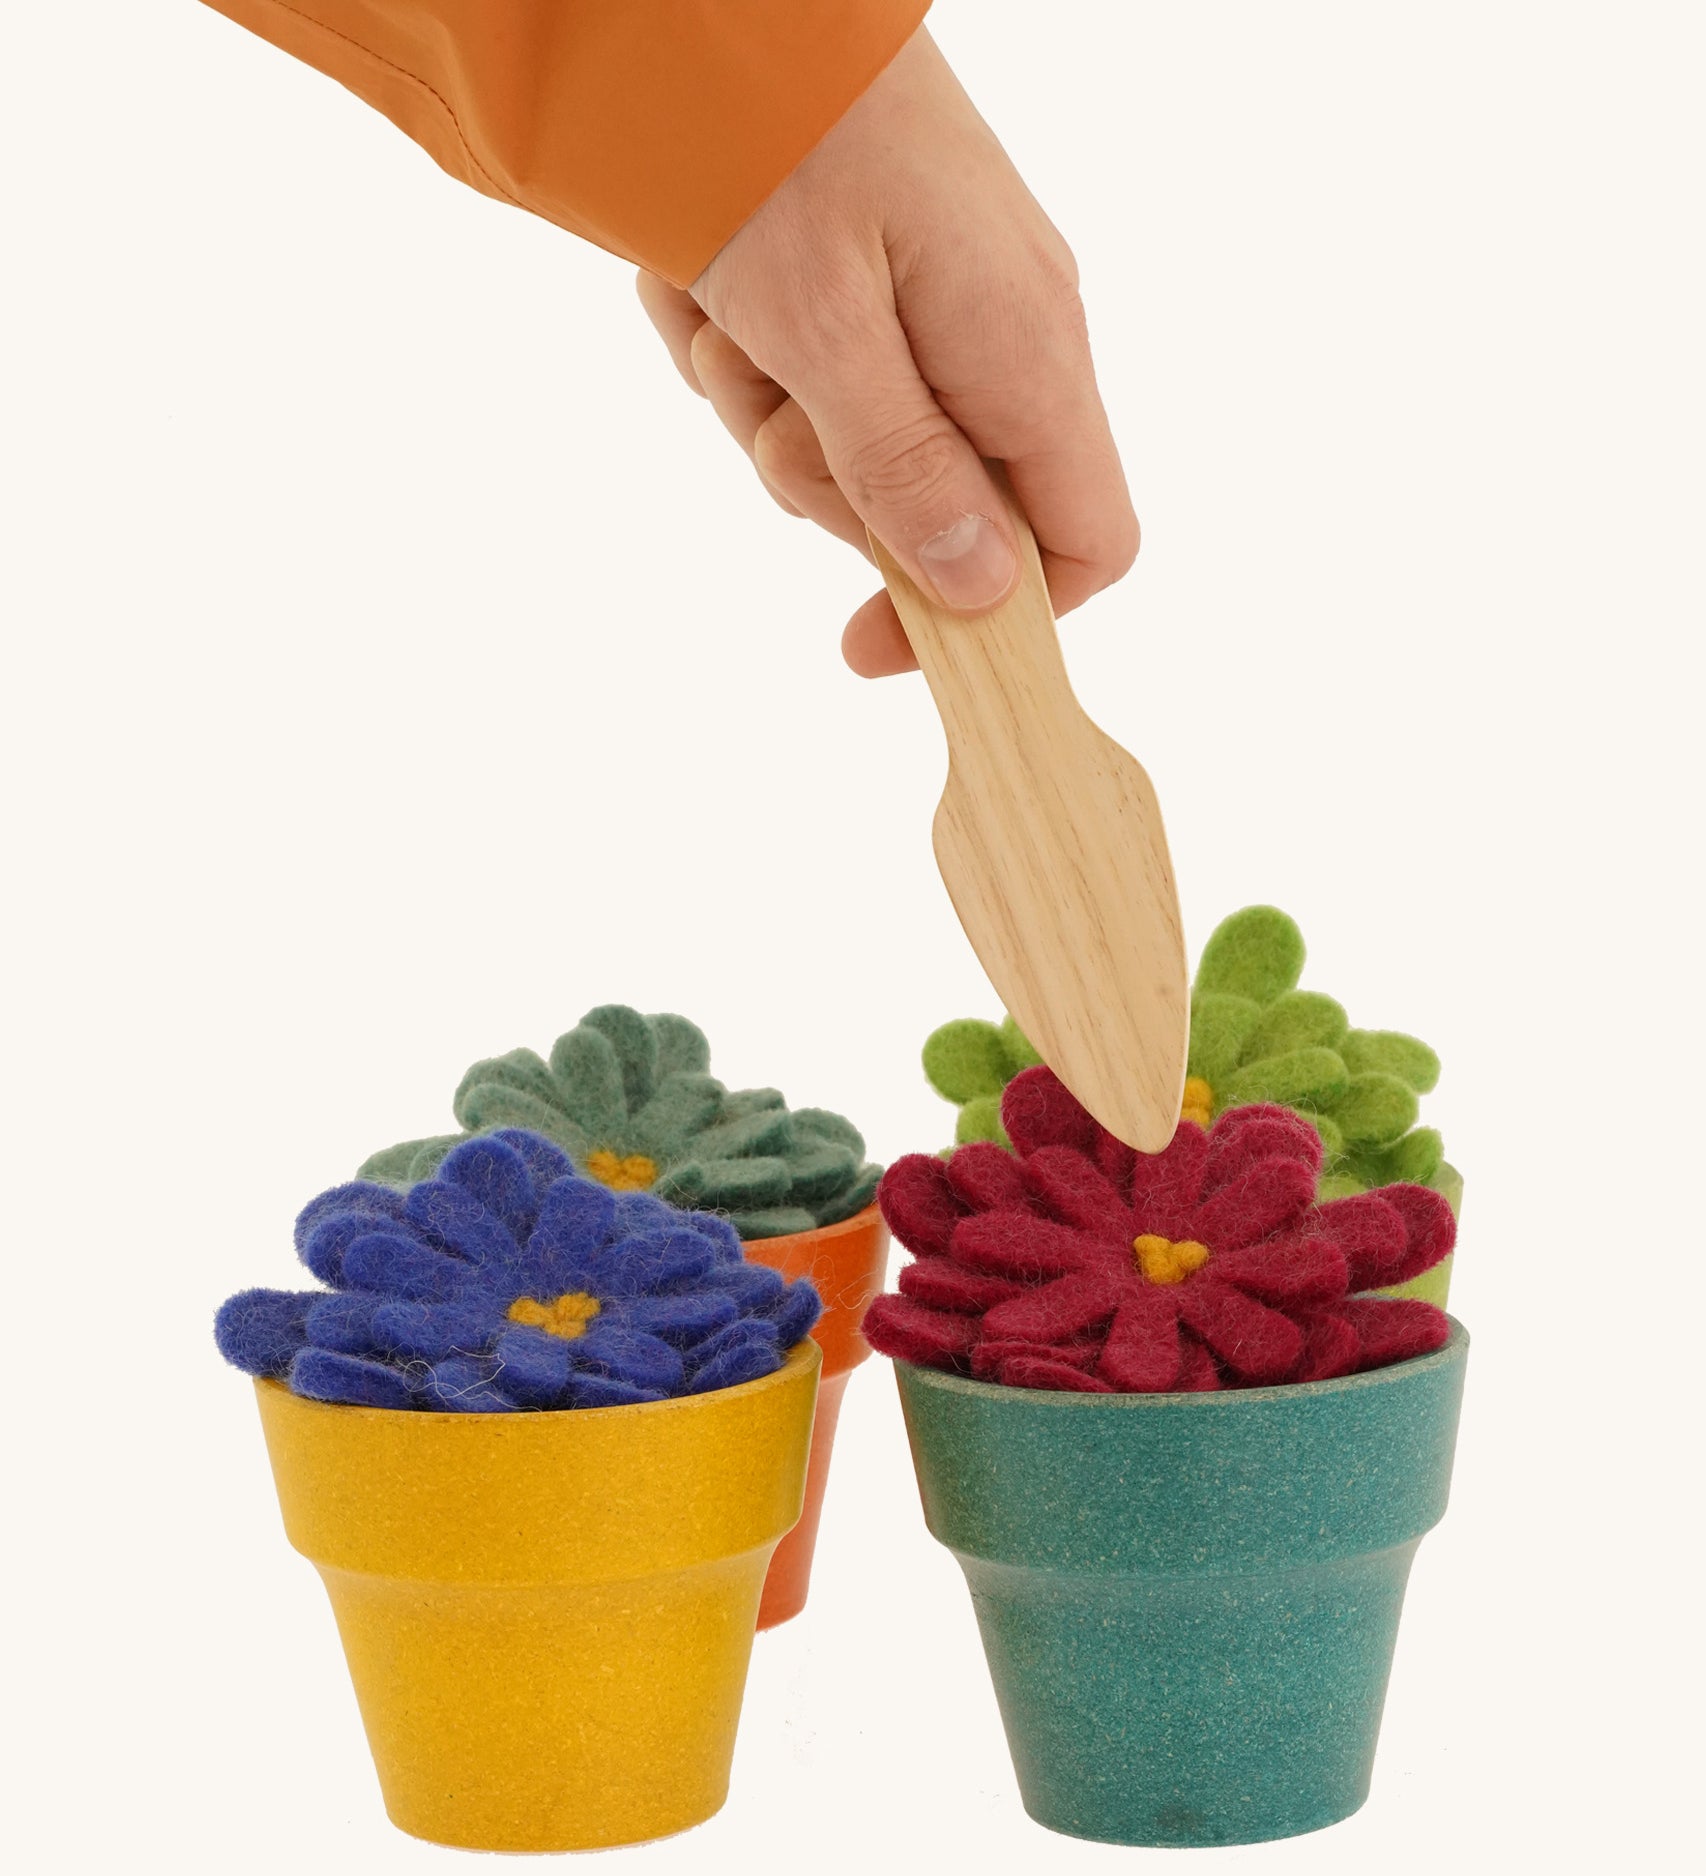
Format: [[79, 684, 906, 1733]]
[[743, 1204, 890, 1626]]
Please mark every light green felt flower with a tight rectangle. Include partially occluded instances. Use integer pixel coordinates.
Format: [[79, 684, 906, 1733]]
[[1188, 907, 1450, 1198], [360, 1004, 882, 1239], [919, 906, 1456, 1202]]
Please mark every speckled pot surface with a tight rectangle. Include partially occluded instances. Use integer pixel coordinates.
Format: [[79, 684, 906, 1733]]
[[895, 1321, 1468, 1847]]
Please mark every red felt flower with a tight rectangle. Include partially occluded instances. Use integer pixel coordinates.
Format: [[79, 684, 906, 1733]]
[[862, 1066, 1453, 1394]]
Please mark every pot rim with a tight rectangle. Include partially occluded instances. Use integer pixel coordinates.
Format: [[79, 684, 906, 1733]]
[[896, 1316, 1466, 1412], [256, 1333, 820, 1431], [738, 1201, 882, 1253]]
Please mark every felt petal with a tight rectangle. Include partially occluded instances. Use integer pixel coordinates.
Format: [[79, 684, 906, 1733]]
[[814, 1161, 884, 1227], [1241, 991, 1349, 1062], [564, 1372, 669, 1408], [452, 1048, 559, 1122], [1002, 1066, 1098, 1158], [357, 1135, 464, 1187], [898, 1260, 1026, 1313], [658, 1155, 791, 1212], [489, 1129, 576, 1199], [1220, 1047, 1350, 1113], [982, 1270, 1122, 1345], [214, 1288, 315, 1378], [438, 1135, 540, 1243], [1291, 1309, 1362, 1383], [574, 1324, 687, 1393], [612, 1190, 678, 1236], [946, 1141, 1029, 1212], [531, 1175, 618, 1276], [1194, 905, 1305, 1003], [729, 1206, 820, 1239], [765, 1280, 824, 1348], [426, 1356, 516, 1412], [1340, 1029, 1441, 1094], [342, 1231, 471, 1303], [922, 1019, 1015, 1102], [405, 1138, 461, 1182], [291, 1348, 416, 1410], [456, 1083, 585, 1157], [999, 1354, 1114, 1392], [780, 1140, 860, 1204], [1337, 1297, 1451, 1371], [861, 1294, 979, 1369], [630, 1072, 724, 1159], [546, 1025, 628, 1139], [405, 1181, 519, 1268], [305, 1291, 388, 1354], [1128, 1123, 1209, 1221], [1187, 990, 1262, 1084], [579, 1004, 660, 1112], [586, 1228, 718, 1297], [1093, 1130, 1138, 1199], [972, 1337, 1102, 1379], [489, 1326, 577, 1406], [792, 1108, 868, 1157], [721, 1087, 788, 1120], [1174, 1334, 1222, 1391], [1022, 1146, 1131, 1237], [703, 1260, 787, 1311], [1212, 1234, 1348, 1305], [1189, 1157, 1316, 1251], [954, 1094, 1009, 1147], [1348, 1127, 1445, 1193], [1312, 1192, 1409, 1290], [1204, 1104, 1324, 1192], [878, 1154, 967, 1256], [1297, 1109, 1342, 1163], [1097, 1289, 1184, 1392], [1325, 1072, 1419, 1146], [952, 1211, 1100, 1281], [611, 1291, 742, 1345], [368, 1297, 494, 1363], [1175, 1278, 1303, 1383], [999, 1017, 1041, 1073], [1374, 1183, 1457, 1285], [650, 1012, 712, 1078], [689, 1102, 795, 1162], [677, 1210, 744, 1262], [294, 1181, 411, 1273], [684, 1333, 782, 1395]]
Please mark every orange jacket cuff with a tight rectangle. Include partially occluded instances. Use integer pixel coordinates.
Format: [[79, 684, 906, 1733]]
[[200, 0, 932, 285]]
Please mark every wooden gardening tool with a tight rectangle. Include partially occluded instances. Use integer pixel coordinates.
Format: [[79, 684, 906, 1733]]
[[870, 479, 1188, 1152]]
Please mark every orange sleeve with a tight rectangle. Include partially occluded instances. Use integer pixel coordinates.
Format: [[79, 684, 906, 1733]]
[[198, 1, 931, 286]]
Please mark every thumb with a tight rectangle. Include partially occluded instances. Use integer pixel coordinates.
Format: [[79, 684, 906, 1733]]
[[793, 330, 1019, 614]]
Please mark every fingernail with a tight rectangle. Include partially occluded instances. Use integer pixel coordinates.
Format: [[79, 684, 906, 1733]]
[[917, 514, 1017, 611]]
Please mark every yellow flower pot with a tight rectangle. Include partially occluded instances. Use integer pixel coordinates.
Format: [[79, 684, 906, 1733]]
[[252, 1338, 821, 1851]]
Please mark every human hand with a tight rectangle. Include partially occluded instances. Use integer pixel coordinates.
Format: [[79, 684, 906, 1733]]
[[636, 28, 1136, 677]]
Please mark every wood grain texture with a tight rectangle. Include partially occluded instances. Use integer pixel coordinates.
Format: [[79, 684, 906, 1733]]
[[871, 486, 1187, 1151]]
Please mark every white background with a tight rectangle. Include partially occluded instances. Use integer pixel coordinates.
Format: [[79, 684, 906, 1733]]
[[3, 2, 1701, 1870]]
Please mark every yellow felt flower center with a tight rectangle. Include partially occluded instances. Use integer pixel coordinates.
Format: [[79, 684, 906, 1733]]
[[1132, 1234, 1210, 1286], [507, 1291, 602, 1340], [585, 1149, 659, 1191], [1180, 1077, 1214, 1129]]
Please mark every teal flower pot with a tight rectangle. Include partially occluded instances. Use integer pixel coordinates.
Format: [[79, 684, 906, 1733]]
[[894, 1321, 1468, 1847]]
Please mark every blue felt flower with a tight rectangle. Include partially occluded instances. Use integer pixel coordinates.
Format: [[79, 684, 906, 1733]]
[[215, 1129, 822, 1412]]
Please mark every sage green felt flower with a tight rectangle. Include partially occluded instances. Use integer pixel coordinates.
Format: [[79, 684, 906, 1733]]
[[920, 907, 1457, 1205], [360, 1004, 882, 1240]]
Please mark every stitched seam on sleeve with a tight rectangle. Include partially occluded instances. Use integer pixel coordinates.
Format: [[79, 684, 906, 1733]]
[[247, 0, 525, 208]]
